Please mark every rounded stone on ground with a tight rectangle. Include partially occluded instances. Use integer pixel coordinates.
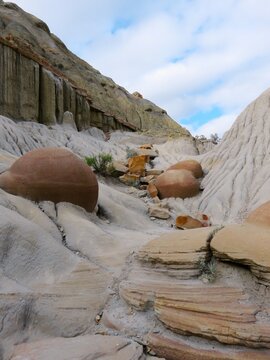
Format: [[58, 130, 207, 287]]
[[155, 169, 200, 199], [167, 159, 203, 178], [0, 147, 98, 212]]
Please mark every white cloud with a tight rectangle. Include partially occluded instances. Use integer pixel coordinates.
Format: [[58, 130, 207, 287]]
[[193, 113, 237, 138], [12, 0, 270, 136]]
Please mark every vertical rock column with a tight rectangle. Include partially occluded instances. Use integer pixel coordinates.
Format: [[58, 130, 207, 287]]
[[39, 67, 57, 125], [0, 44, 39, 121]]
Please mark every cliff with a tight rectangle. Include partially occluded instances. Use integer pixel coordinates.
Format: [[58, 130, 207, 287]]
[[0, 1, 190, 136]]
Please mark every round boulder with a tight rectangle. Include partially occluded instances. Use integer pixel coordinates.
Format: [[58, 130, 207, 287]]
[[0, 147, 98, 212], [245, 201, 270, 227], [155, 169, 200, 199], [167, 160, 203, 178]]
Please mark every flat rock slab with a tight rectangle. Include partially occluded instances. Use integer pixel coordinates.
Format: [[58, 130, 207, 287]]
[[10, 335, 144, 360], [138, 227, 215, 278], [211, 223, 270, 285], [120, 278, 270, 348], [148, 333, 270, 360]]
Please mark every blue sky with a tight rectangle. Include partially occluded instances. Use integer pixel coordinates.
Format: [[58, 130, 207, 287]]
[[13, 0, 270, 136]]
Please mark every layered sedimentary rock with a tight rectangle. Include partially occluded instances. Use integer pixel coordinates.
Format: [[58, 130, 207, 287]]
[[148, 333, 270, 360], [0, 42, 134, 131], [138, 227, 213, 277], [211, 223, 270, 285], [0, 2, 190, 136], [10, 335, 145, 360]]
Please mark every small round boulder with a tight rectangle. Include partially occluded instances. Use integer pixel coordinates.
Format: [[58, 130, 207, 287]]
[[155, 169, 200, 199], [0, 147, 98, 212], [167, 160, 203, 178]]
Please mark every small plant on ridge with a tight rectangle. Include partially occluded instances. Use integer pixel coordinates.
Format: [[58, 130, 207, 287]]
[[85, 153, 114, 176]]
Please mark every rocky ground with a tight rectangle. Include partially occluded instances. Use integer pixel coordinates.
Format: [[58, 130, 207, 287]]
[[0, 83, 269, 360]]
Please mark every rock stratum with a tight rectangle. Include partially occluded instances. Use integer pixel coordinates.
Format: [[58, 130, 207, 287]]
[[0, 1, 189, 136]]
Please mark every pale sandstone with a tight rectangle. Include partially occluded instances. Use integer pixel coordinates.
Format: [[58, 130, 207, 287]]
[[11, 335, 144, 360], [211, 223, 270, 285]]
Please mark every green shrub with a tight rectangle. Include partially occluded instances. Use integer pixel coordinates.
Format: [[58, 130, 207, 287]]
[[198, 257, 217, 283], [85, 153, 114, 176]]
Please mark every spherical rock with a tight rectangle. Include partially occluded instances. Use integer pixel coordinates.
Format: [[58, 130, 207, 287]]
[[155, 169, 200, 199], [0, 147, 98, 212], [245, 201, 270, 227], [167, 160, 203, 178]]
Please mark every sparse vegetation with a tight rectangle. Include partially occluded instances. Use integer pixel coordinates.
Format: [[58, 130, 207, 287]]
[[85, 153, 114, 176], [198, 257, 217, 283], [195, 133, 221, 144]]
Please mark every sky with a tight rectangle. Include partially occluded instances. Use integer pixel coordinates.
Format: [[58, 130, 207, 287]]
[[13, 0, 270, 137]]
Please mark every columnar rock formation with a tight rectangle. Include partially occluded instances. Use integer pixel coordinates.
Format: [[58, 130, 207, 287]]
[[0, 2, 190, 136], [0, 42, 134, 132]]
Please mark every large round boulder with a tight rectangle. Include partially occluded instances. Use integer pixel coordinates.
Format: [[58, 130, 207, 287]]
[[155, 169, 200, 199], [245, 201, 270, 227], [167, 160, 203, 178], [0, 147, 98, 212]]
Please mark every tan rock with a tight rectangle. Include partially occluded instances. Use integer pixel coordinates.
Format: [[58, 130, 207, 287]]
[[119, 173, 140, 186], [148, 333, 270, 360], [132, 91, 143, 99], [0, 147, 98, 212], [11, 335, 144, 360], [141, 175, 156, 184], [120, 278, 270, 348], [167, 159, 203, 178], [152, 196, 161, 204], [146, 169, 164, 176], [155, 169, 200, 199], [211, 223, 270, 285], [128, 155, 148, 175], [137, 148, 159, 158], [246, 201, 270, 227], [147, 182, 158, 198], [197, 213, 211, 226], [175, 215, 204, 229], [138, 227, 213, 275], [140, 144, 153, 149], [112, 160, 128, 176], [148, 205, 170, 220]]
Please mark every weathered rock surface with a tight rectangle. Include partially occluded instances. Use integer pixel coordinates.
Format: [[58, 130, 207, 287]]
[[167, 159, 203, 178], [147, 182, 158, 198], [11, 335, 145, 360], [0, 204, 111, 357], [148, 333, 270, 360], [153, 88, 270, 224], [148, 205, 170, 220], [0, 2, 191, 136], [121, 277, 270, 348], [128, 155, 148, 175], [138, 227, 213, 277], [0, 147, 98, 212], [246, 200, 270, 227], [211, 223, 270, 285], [155, 169, 200, 199]]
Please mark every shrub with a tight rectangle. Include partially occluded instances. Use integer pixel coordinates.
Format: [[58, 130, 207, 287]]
[[198, 257, 217, 283], [85, 153, 114, 176]]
